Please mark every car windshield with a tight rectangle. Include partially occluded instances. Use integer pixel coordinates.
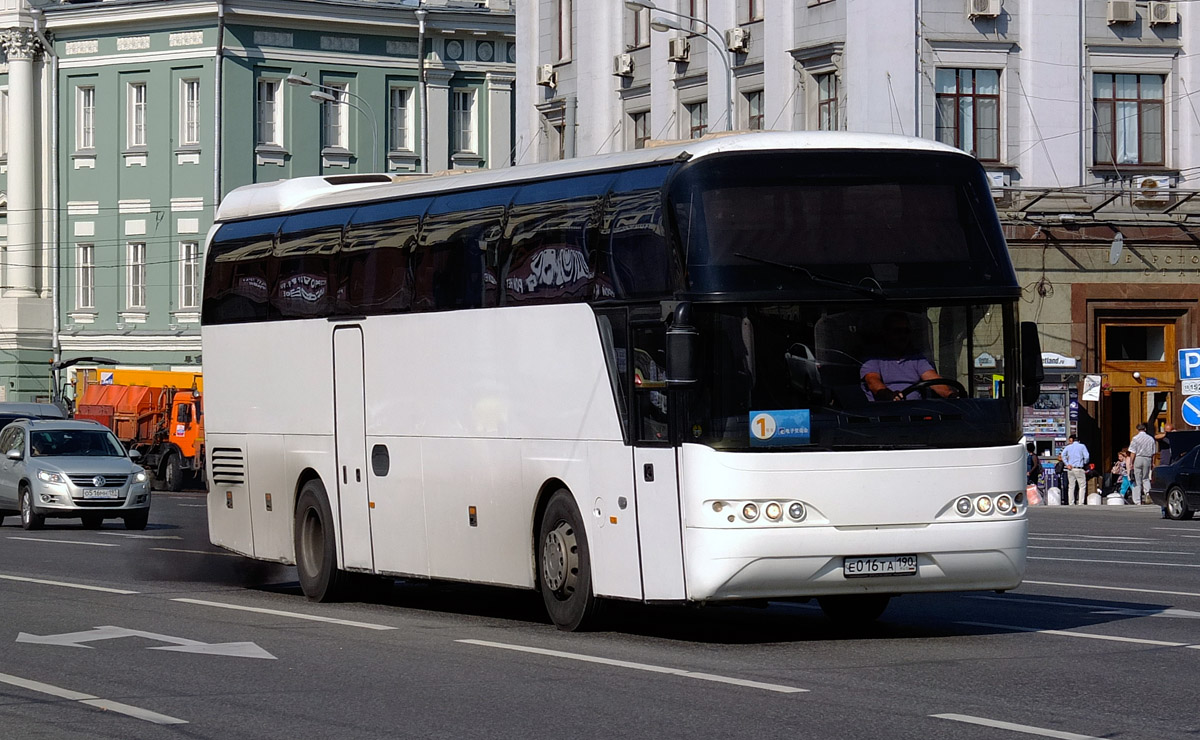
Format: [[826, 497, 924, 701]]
[[30, 430, 126, 457]]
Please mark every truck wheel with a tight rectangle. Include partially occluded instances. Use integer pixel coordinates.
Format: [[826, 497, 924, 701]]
[[123, 508, 149, 530], [294, 478, 345, 602], [537, 489, 600, 631], [164, 453, 183, 492], [19, 487, 44, 531]]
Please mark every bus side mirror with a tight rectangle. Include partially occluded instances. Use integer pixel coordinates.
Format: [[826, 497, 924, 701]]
[[666, 302, 699, 386], [1020, 321, 1044, 407]]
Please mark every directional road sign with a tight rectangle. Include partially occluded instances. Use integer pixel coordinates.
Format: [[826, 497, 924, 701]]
[[1179, 348, 1200, 396], [1182, 396, 1200, 427], [16, 625, 275, 659]]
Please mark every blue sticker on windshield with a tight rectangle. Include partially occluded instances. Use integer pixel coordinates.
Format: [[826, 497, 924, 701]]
[[749, 409, 811, 447]]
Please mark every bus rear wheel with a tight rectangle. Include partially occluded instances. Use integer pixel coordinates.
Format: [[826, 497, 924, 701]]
[[817, 594, 891, 625], [537, 489, 599, 631], [295, 479, 344, 602]]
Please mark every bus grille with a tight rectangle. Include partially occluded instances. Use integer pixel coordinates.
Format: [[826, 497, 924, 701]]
[[210, 448, 246, 486]]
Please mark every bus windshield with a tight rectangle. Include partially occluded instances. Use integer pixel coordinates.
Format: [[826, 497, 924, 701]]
[[682, 301, 1019, 451]]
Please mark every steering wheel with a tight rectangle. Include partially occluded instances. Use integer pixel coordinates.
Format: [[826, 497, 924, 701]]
[[897, 378, 968, 399]]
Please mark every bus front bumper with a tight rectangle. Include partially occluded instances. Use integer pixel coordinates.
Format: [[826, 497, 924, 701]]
[[682, 518, 1026, 602]]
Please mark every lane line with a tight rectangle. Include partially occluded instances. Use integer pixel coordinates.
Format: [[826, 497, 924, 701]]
[[177, 504, 206, 508], [457, 638, 807, 694], [99, 533, 183, 540], [0, 574, 138, 595], [171, 598, 397, 630], [7, 537, 118, 548], [1029, 556, 1200, 569], [151, 547, 240, 557], [0, 671, 186, 725], [1153, 527, 1200, 532], [1028, 545, 1190, 555], [966, 594, 1200, 619], [1032, 533, 1155, 541], [956, 621, 1189, 647], [1023, 579, 1200, 600], [931, 713, 1100, 739]]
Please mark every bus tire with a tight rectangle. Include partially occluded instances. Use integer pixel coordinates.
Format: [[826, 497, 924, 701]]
[[19, 487, 44, 531], [817, 594, 891, 625], [164, 452, 183, 492], [537, 489, 599, 631], [295, 479, 344, 602]]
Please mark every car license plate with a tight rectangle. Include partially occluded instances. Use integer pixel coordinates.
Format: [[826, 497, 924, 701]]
[[82, 489, 120, 500], [843, 554, 918, 578]]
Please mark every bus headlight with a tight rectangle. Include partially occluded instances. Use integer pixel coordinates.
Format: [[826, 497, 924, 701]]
[[742, 503, 759, 521], [788, 502, 806, 521], [955, 497, 973, 516], [975, 496, 994, 514], [996, 495, 1013, 513], [764, 502, 783, 521]]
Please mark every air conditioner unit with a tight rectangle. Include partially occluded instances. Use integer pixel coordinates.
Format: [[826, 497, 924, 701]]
[[986, 170, 1006, 199], [967, 0, 1001, 19], [725, 27, 750, 53], [1107, 0, 1137, 24], [667, 36, 689, 63], [535, 63, 556, 88], [613, 53, 635, 77], [1148, 1, 1178, 25], [1133, 175, 1170, 204]]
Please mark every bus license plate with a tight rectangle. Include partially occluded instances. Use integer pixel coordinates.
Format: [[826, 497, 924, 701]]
[[82, 489, 120, 500], [843, 555, 918, 578]]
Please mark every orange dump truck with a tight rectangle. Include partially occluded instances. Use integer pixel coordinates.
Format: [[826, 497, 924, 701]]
[[73, 370, 205, 491]]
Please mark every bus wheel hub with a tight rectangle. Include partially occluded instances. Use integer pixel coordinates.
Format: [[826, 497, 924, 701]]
[[542, 523, 578, 595]]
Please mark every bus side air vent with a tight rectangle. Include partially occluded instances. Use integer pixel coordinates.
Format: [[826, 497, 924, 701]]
[[211, 447, 247, 486]]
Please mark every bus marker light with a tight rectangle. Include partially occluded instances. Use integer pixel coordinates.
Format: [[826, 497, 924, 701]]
[[369, 501, 375, 509], [765, 502, 783, 521], [265, 493, 273, 511], [742, 503, 759, 521], [976, 496, 993, 514], [712, 502, 725, 512], [610, 516, 618, 524], [226, 491, 233, 509], [468, 506, 478, 527], [788, 502, 805, 521], [955, 497, 972, 516], [727, 515, 735, 523]]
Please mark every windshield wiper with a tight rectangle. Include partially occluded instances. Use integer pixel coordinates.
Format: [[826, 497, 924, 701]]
[[733, 253, 887, 299]]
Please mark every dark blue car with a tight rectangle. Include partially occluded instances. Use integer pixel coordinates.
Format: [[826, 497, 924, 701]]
[[1149, 431, 1200, 521]]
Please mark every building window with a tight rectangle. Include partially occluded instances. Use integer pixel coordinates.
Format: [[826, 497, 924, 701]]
[[632, 111, 650, 149], [1094, 73, 1165, 166], [558, 0, 573, 61], [180, 241, 200, 309], [745, 90, 764, 131], [256, 79, 282, 146], [77, 86, 96, 150], [452, 90, 476, 153], [816, 73, 839, 131], [741, 0, 763, 23], [322, 83, 349, 150], [389, 86, 411, 151], [77, 244, 95, 310], [180, 78, 200, 147], [688, 0, 708, 32], [127, 82, 147, 148], [127, 242, 146, 310], [627, 7, 650, 49], [686, 101, 708, 139], [935, 68, 1000, 162]]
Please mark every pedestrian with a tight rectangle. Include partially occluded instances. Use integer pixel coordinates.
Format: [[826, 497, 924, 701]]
[[1060, 434, 1090, 505], [1156, 423, 1175, 466], [1128, 422, 1156, 505], [1026, 441, 1039, 487], [1115, 449, 1133, 501]]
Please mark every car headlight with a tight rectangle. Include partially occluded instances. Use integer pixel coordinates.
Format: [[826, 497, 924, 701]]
[[37, 470, 67, 485], [134, 470, 148, 484]]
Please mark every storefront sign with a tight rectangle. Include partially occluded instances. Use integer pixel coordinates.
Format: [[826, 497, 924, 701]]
[[974, 352, 997, 369], [1081, 375, 1102, 402], [1041, 352, 1076, 368]]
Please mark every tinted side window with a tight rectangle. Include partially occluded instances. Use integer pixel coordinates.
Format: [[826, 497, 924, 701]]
[[0, 428, 15, 453], [416, 188, 515, 311], [203, 217, 286, 325], [600, 166, 678, 299], [504, 174, 614, 306], [340, 197, 431, 316], [274, 208, 355, 319]]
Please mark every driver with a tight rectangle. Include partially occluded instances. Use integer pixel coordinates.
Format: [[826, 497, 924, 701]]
[[860, 312, 959, 402]]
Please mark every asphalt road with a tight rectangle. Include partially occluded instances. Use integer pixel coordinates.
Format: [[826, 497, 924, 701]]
[[0, 495, 1197, 739]]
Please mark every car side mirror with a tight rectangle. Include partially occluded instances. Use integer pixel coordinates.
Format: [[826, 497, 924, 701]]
[[6, 448, 22, 461], [128, 449, 142, 461], [1020, 321, 1045, 407]]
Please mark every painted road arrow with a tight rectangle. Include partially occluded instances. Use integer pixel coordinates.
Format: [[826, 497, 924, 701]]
[[16, 626, 275, 659]]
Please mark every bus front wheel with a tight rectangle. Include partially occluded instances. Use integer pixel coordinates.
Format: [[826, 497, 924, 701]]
[[537, 489, 599, 631], [817, 594, 891, 625], [295, 479, 344, 602]]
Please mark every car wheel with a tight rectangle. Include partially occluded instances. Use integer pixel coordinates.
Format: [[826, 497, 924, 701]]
[[537, 489, 600, 631], [123, 508, 149, 530], [19, 487, 44, 531], [294, 478, 345, 602], [164, 453, 183, 492], [817, 594, 892, 625], [1165, 487, 1194, 521], [81, 513, 104, 529]]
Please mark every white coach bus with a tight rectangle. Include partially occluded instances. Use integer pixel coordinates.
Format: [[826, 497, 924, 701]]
[[203, 132, 1043, 630]]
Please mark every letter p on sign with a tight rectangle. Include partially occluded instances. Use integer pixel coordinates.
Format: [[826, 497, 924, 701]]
[[1180, 348, 1200, 381]]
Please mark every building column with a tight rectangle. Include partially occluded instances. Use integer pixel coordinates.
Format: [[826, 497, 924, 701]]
[[0, 29, 41, 297], [425, 69, 454, 173], [485, 72, 514, 168]]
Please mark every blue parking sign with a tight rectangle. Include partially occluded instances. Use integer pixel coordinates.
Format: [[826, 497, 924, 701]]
[[1179, 348, 1200, 380]]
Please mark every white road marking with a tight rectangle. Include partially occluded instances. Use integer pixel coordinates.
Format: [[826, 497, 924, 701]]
[[457, 638, 808, 694], [0, 670, 187, 725], [0, 574, 138, 595], [1175, 534, 1200, 539], [1032, 533, 1155, 541], [177, 503, 206, 508], [1028, 545, 1189, 555], [1023, 579, 1200, 600], [966, 594, 1200, 619], [7, 537, 118, 547], [1029, 556, 1200, 568], [931, 713, 1100, 739], [171, 597, 397, 630], [1153, 527, 1200, 532], [151, 547, 240, 557], [957, 621, 1190, 647], [99, 532, 183, 540], [17, 625, 275, 659]]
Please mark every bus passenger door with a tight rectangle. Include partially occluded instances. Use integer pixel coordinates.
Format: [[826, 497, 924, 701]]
[[631, 325, 686, 600], [333, 326, 374, 571]]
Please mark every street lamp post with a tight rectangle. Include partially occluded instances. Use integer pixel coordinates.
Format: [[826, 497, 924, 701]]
[[287, 74, 382, 171], [625, 0, 733, 132], [416, 3, 430, 174]]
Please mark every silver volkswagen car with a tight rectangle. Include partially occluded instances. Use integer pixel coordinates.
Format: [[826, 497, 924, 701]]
[[0, 419, 151, 530]]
